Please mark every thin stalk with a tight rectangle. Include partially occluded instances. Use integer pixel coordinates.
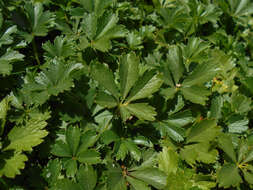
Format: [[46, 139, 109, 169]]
[[32, 38, 41, 65]]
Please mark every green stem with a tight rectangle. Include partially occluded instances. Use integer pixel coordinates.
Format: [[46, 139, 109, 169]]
[[32, 38, 41, 65]]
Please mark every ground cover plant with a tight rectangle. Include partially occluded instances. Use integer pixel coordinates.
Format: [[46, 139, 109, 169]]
[[1, 0, 253, 189]]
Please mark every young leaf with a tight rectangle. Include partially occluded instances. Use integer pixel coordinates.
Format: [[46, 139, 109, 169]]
[[0, 153, 28, 178], [4, 113, 50, 152]]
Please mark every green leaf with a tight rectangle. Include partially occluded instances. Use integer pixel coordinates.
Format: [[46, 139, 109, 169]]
[[126, 176, 151, 190], [124, 103, 157, 121], [180, 142, 218, 165], [78, 130, 98, 153], [83, 13, 97, 40], [116, 141, 128, 161], [4, 113, 50, 152], [65, 159, 77, 177], [91, 62, 119, 99], [51, 141, 72, 158], [181, 85, 211, 105], [0, 26, 17, 48], [186, 120, 220, 143], [209, 96, 223, 120], [158, 147, 178, 174], [125, 140, 141, 161], [183, 62, 220, 87], [21, 61, 83, 105], [77, 165, 97, 190], [42, 36, 75, 59], [130, 168, 167, 189], [42, 159, 62, 186], [217, 163, 242, 188], [24, 3, 55, 37], [242, 169, 253, 185], [95, 91, 118, 108], [166, 45, 184, 84], [227, 116, 248, 134], [101, 130, 119, 145], [0, 152, 28, 178], [181, 37, 210, 65], [120, 52, 139, 99], [231, 92, 251, 114], [77, 149, 101, 164], [218, 134, 237, 163], [126, 70, 163, 103], [0, 97, 10, 136], [66, 126, 81, 156], [107, 165, 127, 190], [0, 49, 24, 76]]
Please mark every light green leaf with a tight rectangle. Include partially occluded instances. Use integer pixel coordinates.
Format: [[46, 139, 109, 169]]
[[66, 126, 81, 156], [0, 97, 10, 136], [126, 70, 163, 103], [158, 147, 178, 174], [124, 103, 157, 121], [0, 153, 28, 178], [120, 52, 139, 99], [180, 142, 218, 165], [5, 114, 50, 152], [231, 92, 251, 114], [91, 62, 119, 99], [126, 176, 151, 190], [130, 168, 167, 189], [217, 163, 242, 188]]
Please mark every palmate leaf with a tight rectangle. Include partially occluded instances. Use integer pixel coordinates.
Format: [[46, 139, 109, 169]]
[[107, 164, 127, 190], [0, 25, 17, 48], [82, 11, 127, 52], [4, 112, 50, 152], [126, 176, 151, 190], [21, 60, 83, 105], [0, 152, 28, 178], [217, 163, 242, 188], [0, 48, 24, 76], [24, 2, 55, 37], [42, 36, 75, 60]]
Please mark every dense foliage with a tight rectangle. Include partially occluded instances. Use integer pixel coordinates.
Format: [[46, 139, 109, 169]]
[[1, 0, 253, 189]]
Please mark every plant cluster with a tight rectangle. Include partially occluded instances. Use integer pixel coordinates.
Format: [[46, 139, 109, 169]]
[[1, 0, 253, 189]]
